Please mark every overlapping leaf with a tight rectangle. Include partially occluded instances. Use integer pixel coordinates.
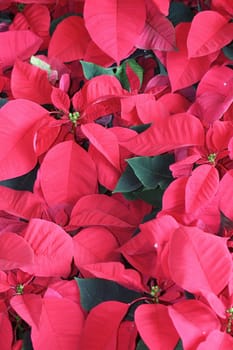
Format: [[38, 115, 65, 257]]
[[0, 99, 50, 180], [0, 232, 34, 270], [168, 300, 220, 350], [0, 30, 42, 70], [21, 218, 73, 277], [168, 226, 232, 295], [185, 164, 219, 214], [120, 113, 204, 156], [84, 0, 146, 63], [39, 140, 98, 209], [11, 60, 52, 104], [31, 297, 84, 350], [80, 301, 128, 350], [187, 11, 233, 57], [73, 227, 121, 269], [48, 16, 91, 62], [135, 304, 179, 349], [136, 1, 175, 51]]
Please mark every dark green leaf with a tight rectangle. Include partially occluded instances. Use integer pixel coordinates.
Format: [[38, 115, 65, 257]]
[[136, 339, 149, 350], [127, 154, 174, 189], [168, 2, 194, 27], [130, 123, 151, 133], [115, 58, 143, 91], [80, 60, 115, 80], [0, 165, 38, 192], [113, 164, 142, 193], [223, 42, 233, 60], [154, 54, 167, 75], [0, 98, 8, 108], [133, 186, 164, 207], [22, 330, 34, 350], [127, 59, 144, 89], [185, 291, 195, 300], [75, 278, 142, 311], [174, 339, 184, 350]]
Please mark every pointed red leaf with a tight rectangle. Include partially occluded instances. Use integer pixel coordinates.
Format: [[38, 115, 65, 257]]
[[0, 232, 34, 271], [40, 140, 98, 209], [0, 272, 10, 293], [72, 75, 127, 115], [82, 261, 146, 292], [11, 60, 52, 104], [211, 0, 233, 17], [10, 294, 42, 329], [84, 39, 115, 67], [168, 226, 232, 295], [48, 16, 91, 62], [197, 330, 233, 349], [80, 301, 128, 350], [117, 321, 137, 350], [84, 0, 146, 63], [119, 226, 157, 278], [136, 3, 175, 51], [87, 144, 121, 191], [218, 170, 233, 221], [187, 11, 233, 57], [73, 227, 121, 268], [143, 215, 179, 280], [150, 0, 170, 15], [0, 99, 49, 180], [0, 30, 42, 70], [168, 300, 220, 350], [167, 23, 216, 92], [70, 194, 136, 243], [0, 305, 13, 350], [10, 4, 50, 42], [31, 297, 84, 350], [22, 219, 73, 277], [81, 123, 121, 170], [121, 113, 204, 156], [51, 87, 70, 113], [135, 304, 179, 349], [206, 121, 233, 153], [0, 186, 45, 220], [185, 164, 219, 214]]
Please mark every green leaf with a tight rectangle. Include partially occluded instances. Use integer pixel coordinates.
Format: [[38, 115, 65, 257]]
[[22, 330, 33, 350], [136, 339, 149, 350], [0, 98, 8, 108], [223, 42, 233, 60], [127, 154, 174, 189], [30, 55, 51, 72], [133, 186, 164, 207], [80, 60, 115, 80], [185, 291, 195, 300], [174, 339, 184, 350], [115, 58, 143, 91], [130, 123, 151, 134], [127, 59, 144, 88], [113, 164, 142, 193], [0, 165, 38, 192], [75, 278, 142, 311], [168, 2, 194, 27]]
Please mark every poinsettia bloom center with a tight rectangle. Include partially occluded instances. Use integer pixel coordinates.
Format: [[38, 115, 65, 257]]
[[69, 111, 80, 126], [15, 284, 24, 295], [150, 285, 160, 303], [207, 153, 216, 165], [226, 307, 233, 334]]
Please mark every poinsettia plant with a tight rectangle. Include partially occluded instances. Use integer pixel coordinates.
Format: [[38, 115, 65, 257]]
[[0, 0, 233, 349]]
